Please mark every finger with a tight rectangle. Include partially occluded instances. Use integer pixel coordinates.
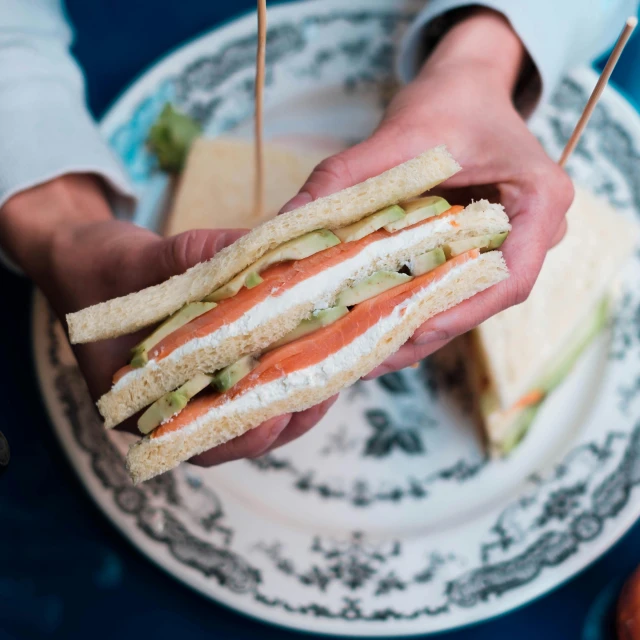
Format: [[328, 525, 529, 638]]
[[263, 395, 339, 453], [402, 213, 546, 350], [188, 414, 292, 467], [361, 185, 549, 379], [363, 337, 452, 379], [368, 178, 568, 376], [549, 217, 568, 248], [280, 123, 426, 214], [151, 228, 250, 280]]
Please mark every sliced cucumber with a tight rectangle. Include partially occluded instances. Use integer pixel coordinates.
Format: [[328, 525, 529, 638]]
[[205, 230, 340, 302], [384, 196, 451, 232], [445, 232, 508, 258], [333, 205, 405, 243], [211, 355, 259, 393], [495, 405, 540, 456], [137, 373, 214, 435], [245, 272, 263, 289], [336, 271, 412, 307], [408, 247, 446, 276], [130, 301, 217, 368], [269, 306, 349, 350], [179, 372, 216, 399], [138, 392, 189, 435]]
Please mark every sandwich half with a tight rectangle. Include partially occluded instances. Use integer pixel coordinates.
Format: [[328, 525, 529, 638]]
[[97, 199, 510, 428], [66, 146, 511, 482], [471, 185, 639, 455]]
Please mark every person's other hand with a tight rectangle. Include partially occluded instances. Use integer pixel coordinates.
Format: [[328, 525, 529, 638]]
[[282, 8, 574, 379], [0, 174, 336, 463]]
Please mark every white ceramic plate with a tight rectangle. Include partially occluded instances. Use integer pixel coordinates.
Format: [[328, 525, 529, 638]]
[[32, 0, 640, 635]]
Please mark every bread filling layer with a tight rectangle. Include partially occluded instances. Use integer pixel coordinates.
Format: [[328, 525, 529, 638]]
[[149, 251, 480, 441], [112, 207, 464, 391]]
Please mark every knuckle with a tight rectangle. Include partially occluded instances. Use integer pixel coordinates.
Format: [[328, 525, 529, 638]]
[[551, 219, 568, 247], [537, 165, 574, 213], [315, 154, 352, 182], [209, 229, 244, 257], [169, 229, 195, 270], [166, 229, 206, 274], [554, 169, 575, 213], [510, 271, 536, 306], [376, 117, 409, 142], [559, 220, 568, 241]]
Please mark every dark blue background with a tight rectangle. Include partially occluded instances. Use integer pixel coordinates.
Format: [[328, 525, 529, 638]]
[[2, 1, 640, 638]]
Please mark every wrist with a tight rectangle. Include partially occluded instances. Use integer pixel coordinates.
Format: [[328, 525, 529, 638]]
[[418, 7, 526, 99], [0, 175, 113, 280]]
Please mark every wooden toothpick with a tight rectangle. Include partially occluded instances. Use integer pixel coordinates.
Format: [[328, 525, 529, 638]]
[[559, 16, 637, 168], [254, 0, 268, 219]]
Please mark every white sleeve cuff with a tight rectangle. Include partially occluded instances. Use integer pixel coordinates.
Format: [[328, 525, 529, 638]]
[[0, 83, 135, 210], [396, 1, 561, 115], [0, 83, 136, 274]]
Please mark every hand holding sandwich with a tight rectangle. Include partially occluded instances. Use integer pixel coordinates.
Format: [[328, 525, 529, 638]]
[[283, 8, 575, 378], [0, 174, 337, 463]]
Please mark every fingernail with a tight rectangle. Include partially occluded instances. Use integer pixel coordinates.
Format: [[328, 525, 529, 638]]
[[280, 191, 312, 214], [413, 330, 449, 346]]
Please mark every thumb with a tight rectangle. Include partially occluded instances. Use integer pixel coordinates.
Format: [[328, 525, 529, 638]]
[[150, 228, 249, 280], [280, 124, 416, 213]]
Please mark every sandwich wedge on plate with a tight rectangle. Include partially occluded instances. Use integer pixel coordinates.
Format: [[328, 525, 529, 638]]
[[471, 185, 639, 455], [66, 146, 511, 483], [164, 136, 334, 235]]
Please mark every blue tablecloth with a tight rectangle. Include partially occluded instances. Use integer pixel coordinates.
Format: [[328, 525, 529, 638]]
[[2, 2, 640, 638]]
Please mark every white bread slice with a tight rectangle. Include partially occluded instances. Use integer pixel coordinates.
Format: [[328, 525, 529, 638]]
[[165, 137, 331, 235], [99, 201, 510, 428], [126, 251, 509, 483], [476, 186, 639, 412], [66, 146, 461, 344]]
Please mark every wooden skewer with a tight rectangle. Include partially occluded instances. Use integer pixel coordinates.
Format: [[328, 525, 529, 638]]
[[559, 16, 637, 168], [254, 0, 268, 219]]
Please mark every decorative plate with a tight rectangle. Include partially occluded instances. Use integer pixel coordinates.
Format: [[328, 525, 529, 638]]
[[32, 0, 640, 635]]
